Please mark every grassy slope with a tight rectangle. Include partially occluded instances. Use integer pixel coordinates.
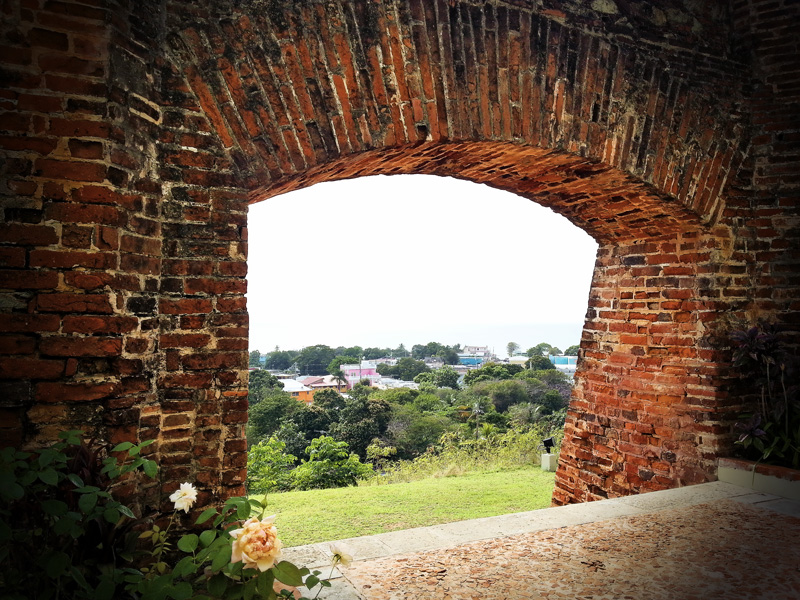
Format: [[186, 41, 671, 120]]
[[257, 467, 555, 547]]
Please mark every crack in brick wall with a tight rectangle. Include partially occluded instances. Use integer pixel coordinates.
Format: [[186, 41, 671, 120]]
[[0, 0, 797, 513]]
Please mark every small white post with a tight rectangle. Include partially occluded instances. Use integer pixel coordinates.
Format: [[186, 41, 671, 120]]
[[541, 453, 558, 472]]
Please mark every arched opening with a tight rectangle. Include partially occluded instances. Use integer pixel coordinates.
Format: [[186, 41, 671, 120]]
[[237, 141, 728, 506], [244, 173, 599, 530]]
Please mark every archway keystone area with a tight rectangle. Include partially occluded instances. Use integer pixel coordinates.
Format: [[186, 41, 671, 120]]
[[0, 0, 798, 512]]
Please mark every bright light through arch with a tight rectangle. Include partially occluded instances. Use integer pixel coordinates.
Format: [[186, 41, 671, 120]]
[[247, 174, 599, 355]]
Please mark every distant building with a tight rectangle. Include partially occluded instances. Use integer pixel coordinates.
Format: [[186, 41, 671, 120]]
[[279, 379, 314, 404], [340, 360, 381, 388], [462, 345, 491, 355], [300, 375, 348, 393], [550, 355, 578, 374], [423, 357, 444, 369], [374, 377, 419, 390], [458, 345, 493, 366]]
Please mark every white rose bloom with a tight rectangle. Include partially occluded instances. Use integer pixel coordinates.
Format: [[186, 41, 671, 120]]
[[330, 542, 353, 567], [169, 482, 198, 513]]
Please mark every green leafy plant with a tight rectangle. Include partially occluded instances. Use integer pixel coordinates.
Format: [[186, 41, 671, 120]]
[[290, 436, 373, 490], [731, 324, 799, 469], [1, 432, 340, 600], [129, 491, 332, 600], [0, 430, 155, 600], [247, 437, 297, 494]]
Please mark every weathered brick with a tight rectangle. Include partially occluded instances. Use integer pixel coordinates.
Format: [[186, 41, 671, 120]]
[[181, 352, 244, 370], [45, 203, 123, 225], [0, 248, 26, 268], [0, 269, 59, 289], [40, 336, 122, 357], [0, 335, 36, 355], [160, 333, 211, 348], [62, 315, 138, 334], [34, 158, 107, 182], [0, 314, 61, 332], [29, 249, 117, 269], [0, 224, 58, 246], [159, 297, 213, 314], [35, 292, 113, 313], [0, 358, 65, 379]]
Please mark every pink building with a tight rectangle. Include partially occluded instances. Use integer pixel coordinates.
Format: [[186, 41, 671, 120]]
[[340, 361, 381, 388]]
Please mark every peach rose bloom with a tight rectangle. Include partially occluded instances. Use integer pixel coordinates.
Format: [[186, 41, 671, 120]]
[[230, 516, 282, 572]]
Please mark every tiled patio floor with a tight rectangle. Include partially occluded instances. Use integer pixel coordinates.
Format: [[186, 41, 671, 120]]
[[283, 481, 800, 599]]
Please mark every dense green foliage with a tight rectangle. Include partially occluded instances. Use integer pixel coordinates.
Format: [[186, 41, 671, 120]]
[[0, 433, 334, 599], [246, 340, 572, 493], [247, 390, 298, 442], [263, 349, 298, 370], [248, 369, 284, 399], [0, 432, 154, 599], [526, 355, 556, 370], [414, 365, 460, 389], [294, 345, 336, 375], [247, 438, 296, 493], [411, 342, 461, 364], [289, 437, 373, 490], [365, 425, 560, 485], [376, 357, 430, 381], [327, 355, 359, 373], [731, 324, 800, 469]]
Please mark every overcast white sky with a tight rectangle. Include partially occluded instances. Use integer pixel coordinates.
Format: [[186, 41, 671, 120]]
[[247, 174, 599, 356]]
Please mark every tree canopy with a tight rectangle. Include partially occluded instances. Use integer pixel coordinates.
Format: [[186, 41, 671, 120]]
[[377, 357, 430, 381], [248, 369, 284, 399], [264, 349, 297, 370], [327, 355, 359, 374], [411, 342, 461, 364], [526, 355, 556, 370], [526, 343, 553, 357], [295, 345, 336, 375]]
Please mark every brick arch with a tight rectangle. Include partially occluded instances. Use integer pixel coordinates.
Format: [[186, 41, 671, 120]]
[[168, 0, 744, 229], [160, 0, 745, 503], [1, 0, 798, 512], [253, 141, 708, 244]]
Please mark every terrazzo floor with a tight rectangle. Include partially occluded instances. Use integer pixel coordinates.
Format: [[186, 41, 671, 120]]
[[340, 499, 800, 599]]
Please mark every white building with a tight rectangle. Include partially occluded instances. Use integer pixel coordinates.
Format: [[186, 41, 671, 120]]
[[374, 377, 420, 390]]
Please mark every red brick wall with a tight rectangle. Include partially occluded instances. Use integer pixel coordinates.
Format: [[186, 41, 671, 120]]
[[1, 0, 797, 511]]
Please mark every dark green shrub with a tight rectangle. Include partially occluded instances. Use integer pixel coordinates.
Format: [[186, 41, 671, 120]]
[[290, 437, 372, 490]]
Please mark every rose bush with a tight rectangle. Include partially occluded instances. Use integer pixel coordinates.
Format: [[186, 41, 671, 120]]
[[0, 431, 340, 600]]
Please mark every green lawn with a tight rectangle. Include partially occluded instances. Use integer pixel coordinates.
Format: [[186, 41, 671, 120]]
[[255, 467, 555, 547]]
